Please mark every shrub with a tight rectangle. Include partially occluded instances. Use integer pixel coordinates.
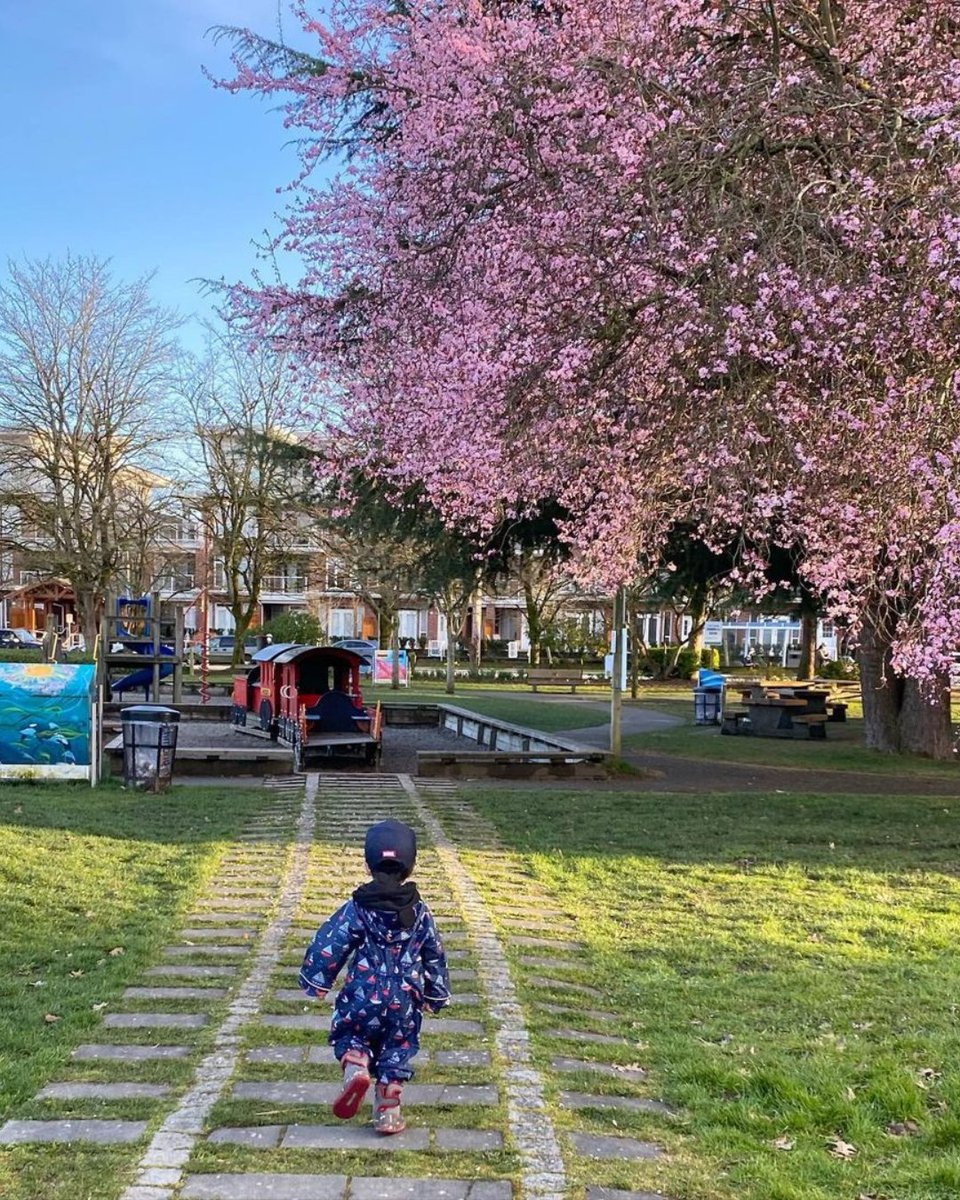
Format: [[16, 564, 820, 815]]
[[700, 647, 721, 670], [820, 656, 860, 681], [640, 645, 700, 679], [263, 611, 325, 645]]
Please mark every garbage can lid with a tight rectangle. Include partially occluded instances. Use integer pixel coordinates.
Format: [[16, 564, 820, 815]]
[[120, 705, 181, 723]]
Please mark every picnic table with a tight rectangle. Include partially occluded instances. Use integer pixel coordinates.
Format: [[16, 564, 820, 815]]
[[725, 682, 840, 739]]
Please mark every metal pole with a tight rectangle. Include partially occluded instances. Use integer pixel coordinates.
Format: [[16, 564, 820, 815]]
[[610, 586, 625, 755]]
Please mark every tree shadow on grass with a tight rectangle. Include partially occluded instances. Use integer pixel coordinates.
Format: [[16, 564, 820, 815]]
[[465, 786, 960, 874], [0, 779, 270, 846]]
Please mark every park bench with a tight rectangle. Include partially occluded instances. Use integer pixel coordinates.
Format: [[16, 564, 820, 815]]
[[528, 667, 585, 693]]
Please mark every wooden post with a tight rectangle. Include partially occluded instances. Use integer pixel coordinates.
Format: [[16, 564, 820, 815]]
[[151, 591, 161, 702], [173, 606, 184, 705]]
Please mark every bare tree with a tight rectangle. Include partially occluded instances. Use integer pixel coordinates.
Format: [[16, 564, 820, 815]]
[[0, 255, 181, 649], [186, 334, 316, 665]]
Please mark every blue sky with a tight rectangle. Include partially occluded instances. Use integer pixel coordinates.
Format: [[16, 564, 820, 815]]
[[0, 0, 316, 350]]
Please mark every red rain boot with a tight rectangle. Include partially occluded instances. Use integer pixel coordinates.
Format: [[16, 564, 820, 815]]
[[332, 1049, 371, 1119], [374, 1080, 406, 1135]]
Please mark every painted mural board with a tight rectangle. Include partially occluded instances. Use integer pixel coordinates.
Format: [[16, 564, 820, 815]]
[[373, 650, 409, 686], [0, 663, 96, 781]]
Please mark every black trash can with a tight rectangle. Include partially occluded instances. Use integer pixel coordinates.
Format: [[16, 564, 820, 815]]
[[693, 686, 724, 726], [121, 705, 181, 791]]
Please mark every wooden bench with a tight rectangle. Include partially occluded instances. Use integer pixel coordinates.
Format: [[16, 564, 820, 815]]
[[827, 702, 848, 722], [528, 667, 585, 693], [790, 714, 827, 739]]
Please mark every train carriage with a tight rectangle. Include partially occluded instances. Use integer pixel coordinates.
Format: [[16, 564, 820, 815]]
[[232, 643, 382, 769]]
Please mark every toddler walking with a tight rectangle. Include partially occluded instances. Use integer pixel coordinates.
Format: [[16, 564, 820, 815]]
[[299, 818, 450, 1134]]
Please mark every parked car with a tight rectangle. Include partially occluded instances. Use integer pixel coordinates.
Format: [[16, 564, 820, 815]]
[[4, 627, 43, 648], [0, 628, 21, 649], [208, 634, 262, 656], [331, 638, 378, 671]]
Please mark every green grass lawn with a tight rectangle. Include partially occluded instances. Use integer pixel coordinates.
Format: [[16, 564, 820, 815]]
[[463, 784, 960, 1200], [0, 781, 268, 1126]]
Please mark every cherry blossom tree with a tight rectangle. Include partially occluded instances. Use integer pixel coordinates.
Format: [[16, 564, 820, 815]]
[[220, 1, 960, 756]]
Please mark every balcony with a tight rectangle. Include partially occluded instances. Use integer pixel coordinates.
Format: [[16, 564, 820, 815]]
[[157, 573, 197, 595], [261, 575, 308, 598]]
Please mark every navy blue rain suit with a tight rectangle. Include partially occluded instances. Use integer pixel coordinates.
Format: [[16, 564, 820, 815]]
[[300, 897, 450, 1082]]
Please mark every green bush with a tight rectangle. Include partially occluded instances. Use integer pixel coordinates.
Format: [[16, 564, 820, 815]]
[[640, 645, 700, 679], [820, 656, 860, 681], [700, 647, 721, 669], [262, 611, 325, 645]]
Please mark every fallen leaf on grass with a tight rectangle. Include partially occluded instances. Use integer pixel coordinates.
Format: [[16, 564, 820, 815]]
[[773, 1136, 795, 1151], [29, 979, 46, 988], [69, 970, 84, 978], [108, 947, 124, 957], [917, 1067, 941, 1088], [827, 1136, 857, 1159], [886, 1119, 920, 1137], [92, 1002, 107, 1011], [43, 1013, 59, 1024], [845, 1087, 857, 1101], [13, 804, 22, 814]]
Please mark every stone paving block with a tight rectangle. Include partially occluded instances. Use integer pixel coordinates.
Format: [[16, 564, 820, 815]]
[[528, 976, 597, 996], [104, 1013, 208, 1029], [560, 1091, 675, 1117], [586, 1191, 673, 1200], [0, 1119, 148, 1144], [208, 1126, 284, 1148], [510, 936, 583, 951], [247, 1046, 307, 1064], [552, 1057, 646, 1082], [273, 988, 314, 1003], [548, 1028, 631, 1046], [124, 986, 228, 1001], [232, 1082, 498, 1106], [179, 927, 256, 939], [260, 1014, 324, 1031], [73, 1043, 192, 1061], [434, 1049, 490, 1067], [37, 1082, 172, 1100], [350, 1179, 512, 1200], [435, 1127, 503, 1151], [520, 956, 581, 971], [292, 1046, 439, 1066], [184, 911, 262, 923], [449, 993, 480, 1006], [281, 1125, 429, 1151], [424, 1017, 483, 1035], [164, 945, 249, 958], [448, 969, 477, 981], [538, 1002, 617, 1023], [571, 1132, 662, 1159], [181, 1174, 347, 1199], [145, 965, 238, 978]]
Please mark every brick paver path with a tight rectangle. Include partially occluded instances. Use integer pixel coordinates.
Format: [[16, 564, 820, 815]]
[[0, 773, 675, 1199]]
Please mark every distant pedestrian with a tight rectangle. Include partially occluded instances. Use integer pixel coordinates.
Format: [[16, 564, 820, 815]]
[[300, 819, 450, 1134]]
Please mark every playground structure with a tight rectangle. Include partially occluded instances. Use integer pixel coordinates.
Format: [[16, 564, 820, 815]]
[[104, 594, 185, 703], [232, 643, 383, 770]]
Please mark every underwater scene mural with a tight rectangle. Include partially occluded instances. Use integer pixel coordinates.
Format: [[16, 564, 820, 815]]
[[0, 663, 95, 780]]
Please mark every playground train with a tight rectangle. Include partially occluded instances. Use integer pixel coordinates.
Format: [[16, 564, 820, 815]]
[[231, 643, 383, 770]]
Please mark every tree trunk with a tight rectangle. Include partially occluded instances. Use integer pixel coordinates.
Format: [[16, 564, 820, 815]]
[[443, 603, 459, 695], [78, 590, 102, 660], [796, 608, 817, 680], [391, 620, 401, 690], [523, 580, 541, 666], [858, 622, 953, 758], [685, 588, 707, 661], [470, 584, 483, 671]]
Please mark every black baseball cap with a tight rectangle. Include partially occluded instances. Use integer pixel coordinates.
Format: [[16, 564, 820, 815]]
[[364, 819, 417, 875]]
